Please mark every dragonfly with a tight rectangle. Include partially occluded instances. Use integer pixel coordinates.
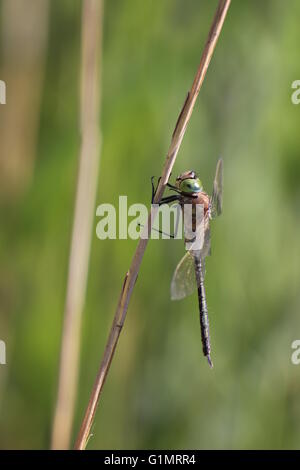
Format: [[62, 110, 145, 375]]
[[152, 159, 223, 368]]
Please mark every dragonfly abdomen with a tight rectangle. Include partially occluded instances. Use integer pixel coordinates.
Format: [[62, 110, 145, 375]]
[[192, 252, 213, 368]]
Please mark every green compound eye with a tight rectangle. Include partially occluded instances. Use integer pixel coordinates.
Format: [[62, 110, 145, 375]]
[[179, 178, 203, 194]]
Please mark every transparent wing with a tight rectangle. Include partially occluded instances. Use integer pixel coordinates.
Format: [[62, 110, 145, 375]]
[[171, 252, 197, 300], [185, 217, 211, 256], [210, 158, 223, 218], [202, 227, 211, 258], [170, 248, 208, 301]]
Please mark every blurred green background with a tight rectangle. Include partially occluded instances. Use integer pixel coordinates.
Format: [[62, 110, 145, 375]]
[[1, 0, 300, 450]]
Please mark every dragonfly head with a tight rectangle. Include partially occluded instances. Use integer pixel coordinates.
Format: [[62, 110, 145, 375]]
[[176, 171, 203, 194]]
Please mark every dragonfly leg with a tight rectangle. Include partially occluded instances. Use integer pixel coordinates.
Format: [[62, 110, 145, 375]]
[[151, 176, 161, 203], [151, 177, 182, 203], [166, 182, 182, 195], [151, 176, 156, 203], [137, 223, 175, 239], [158, 195, 181, 206]]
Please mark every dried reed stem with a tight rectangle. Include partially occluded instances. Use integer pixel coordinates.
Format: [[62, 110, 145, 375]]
[[75, 0, 231, 450], [51, 0, 103, 449]]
